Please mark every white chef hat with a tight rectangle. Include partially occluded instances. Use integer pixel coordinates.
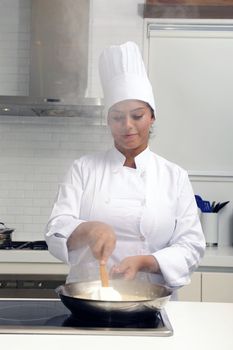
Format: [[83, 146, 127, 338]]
[[98, 41, 156, 113]]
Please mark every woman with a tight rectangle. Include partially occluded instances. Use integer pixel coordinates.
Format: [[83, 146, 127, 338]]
[[45, 42, 205, 294]]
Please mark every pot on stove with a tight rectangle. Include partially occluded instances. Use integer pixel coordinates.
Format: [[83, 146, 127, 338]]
[[0, 222, 15, 249]]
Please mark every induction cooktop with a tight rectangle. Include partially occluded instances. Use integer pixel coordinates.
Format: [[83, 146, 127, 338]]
[[0, 298, 173, 336], [0, 240, 48, 250]]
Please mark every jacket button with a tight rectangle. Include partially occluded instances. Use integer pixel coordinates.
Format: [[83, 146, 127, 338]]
[[140, 235, 145, 241], [140, 171, 146, 178]]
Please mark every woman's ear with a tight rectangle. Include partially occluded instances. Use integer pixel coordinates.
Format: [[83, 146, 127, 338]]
[[151, 111, 155, 123], [148, 104, 155, 121]]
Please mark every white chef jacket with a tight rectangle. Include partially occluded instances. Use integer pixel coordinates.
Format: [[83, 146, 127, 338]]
[[45, 146, 205, 290]]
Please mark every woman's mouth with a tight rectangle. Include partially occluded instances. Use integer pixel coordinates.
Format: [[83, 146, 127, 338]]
[[123, 133, 137, 138]]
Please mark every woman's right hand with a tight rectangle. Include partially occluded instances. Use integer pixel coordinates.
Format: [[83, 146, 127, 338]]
[[67, 221, 116, 264], [86, 221, 116, 264]]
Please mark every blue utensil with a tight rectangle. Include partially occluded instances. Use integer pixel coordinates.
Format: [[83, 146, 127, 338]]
[[195, 195, 204, 211], [202, 200, 212, 212]]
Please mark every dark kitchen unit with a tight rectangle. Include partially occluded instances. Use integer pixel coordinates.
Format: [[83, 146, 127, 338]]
[[0, 299, 173, 336], [0, 274, 66, 299], [0, 240, 66, 298]]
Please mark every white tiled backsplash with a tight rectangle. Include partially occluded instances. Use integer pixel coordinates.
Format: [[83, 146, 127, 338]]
[[0, 0, 30, 96], [0, 116, 112, 241]]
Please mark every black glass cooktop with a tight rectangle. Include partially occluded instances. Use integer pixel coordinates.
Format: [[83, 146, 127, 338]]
[[1, 240, 48, 250], [0, 299, 173, 336]]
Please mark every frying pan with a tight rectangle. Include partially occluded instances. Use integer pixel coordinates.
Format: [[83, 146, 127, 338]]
[[56, 279, 172, 323]]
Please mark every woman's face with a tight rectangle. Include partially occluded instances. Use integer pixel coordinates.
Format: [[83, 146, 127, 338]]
[[108, 100, 155, 156]]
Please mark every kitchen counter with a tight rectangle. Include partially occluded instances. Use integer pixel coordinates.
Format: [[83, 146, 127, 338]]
[[0, 301, 232, 349], [199, 246, 233, 270], [0, 250, 69, 274], [1, 246, 233, 275]]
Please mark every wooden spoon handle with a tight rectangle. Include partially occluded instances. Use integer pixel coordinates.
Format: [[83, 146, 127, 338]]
[[99, 264, 109, 287]]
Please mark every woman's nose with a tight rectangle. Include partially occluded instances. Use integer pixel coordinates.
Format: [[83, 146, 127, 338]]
[[122, 116, 133, 128]]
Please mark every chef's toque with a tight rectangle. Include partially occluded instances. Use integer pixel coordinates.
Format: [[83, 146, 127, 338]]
[[98, 41, 155, 113]]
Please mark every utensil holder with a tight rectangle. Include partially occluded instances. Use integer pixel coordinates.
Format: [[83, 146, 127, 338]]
[[201, 213, 219, 247]]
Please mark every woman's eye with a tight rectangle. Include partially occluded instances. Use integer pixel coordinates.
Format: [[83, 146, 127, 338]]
[[111, 115, 124, 122], [132, 115, 143, 120]]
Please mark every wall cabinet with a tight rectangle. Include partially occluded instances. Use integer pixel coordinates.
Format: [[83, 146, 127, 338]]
[[144, 1, 233, 19], [178, 271, 233, 302]]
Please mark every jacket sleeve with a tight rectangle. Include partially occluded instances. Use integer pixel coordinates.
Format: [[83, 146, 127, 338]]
[[44, 160, 86, 264], [153, 171, 206, 289]]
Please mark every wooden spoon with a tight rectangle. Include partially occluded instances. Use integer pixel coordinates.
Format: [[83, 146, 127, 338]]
[[99, 264, 109, 287]]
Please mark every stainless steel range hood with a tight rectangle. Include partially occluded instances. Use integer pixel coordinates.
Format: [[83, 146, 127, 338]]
[[30, 0, 90, 104], [0, 96, 103, 118], [0, 0, 102, 117]]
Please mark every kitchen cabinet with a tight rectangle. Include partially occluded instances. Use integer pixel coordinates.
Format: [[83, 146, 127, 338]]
[[146, 0, 233, 3], [177, 272, 201, 301], [202, 272, 233, 302], [145, 19, 233, 174], [144, 0, 233, 19], [178, 271, 233, 302]]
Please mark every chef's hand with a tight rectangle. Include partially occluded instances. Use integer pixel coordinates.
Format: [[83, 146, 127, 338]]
[[87, 221, 116, 264], [67, 221, 116, 264], [110, 255, 160, 280]]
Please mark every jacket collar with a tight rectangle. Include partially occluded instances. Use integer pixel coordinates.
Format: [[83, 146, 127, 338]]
[[108, 146, 151, 172]]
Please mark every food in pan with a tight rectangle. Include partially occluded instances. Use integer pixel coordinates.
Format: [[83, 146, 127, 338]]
[[89, 286, 122, 301], [74, 287, 148, 302]]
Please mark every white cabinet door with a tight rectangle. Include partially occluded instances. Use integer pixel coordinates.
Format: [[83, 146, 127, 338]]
[[177, 272, 202, 301], [202, 272, 233, 302], [146, 21, 233, 173]]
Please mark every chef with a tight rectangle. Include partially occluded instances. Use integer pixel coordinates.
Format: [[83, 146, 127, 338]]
[[45, 41, 205, 296]]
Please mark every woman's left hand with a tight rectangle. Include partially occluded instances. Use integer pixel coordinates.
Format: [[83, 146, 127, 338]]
[[110, 255, 160, 280]]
